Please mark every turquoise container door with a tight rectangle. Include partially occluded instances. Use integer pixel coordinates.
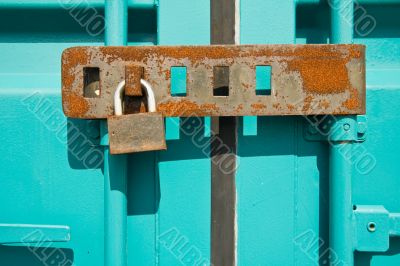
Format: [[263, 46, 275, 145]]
[[0, 1, 399, 265]]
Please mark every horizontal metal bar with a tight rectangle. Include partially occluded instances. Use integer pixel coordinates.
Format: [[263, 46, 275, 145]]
[[297, 0, 400, 4], [0, 224, 70, 244], [62, 44, 366, 118], [0, 0, 155, 9]]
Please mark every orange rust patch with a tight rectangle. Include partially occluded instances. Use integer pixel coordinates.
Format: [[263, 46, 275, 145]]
[[125, 65, 144, 96], [319, 99, 330, 109], [348, 46, 364, 59], [288, 59, 350, 94], [293, 45, 364, 60], [287, 104, 295, 111], [235, 104, 244, 112], [157, 100, 219, 116], [342, 88, 360, 110], [302, 95, 314, 112], [62, 47, 90, 89], [62, 92, 89, 117], [251, 103, 267, 110]]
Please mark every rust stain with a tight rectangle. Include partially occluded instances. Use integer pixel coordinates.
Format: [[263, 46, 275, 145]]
[[62, 91, 89, 117], [348, 45, 363, 59], [319, 99, 330, 109], [302, 95, 314, 112], [125, 65, 144, 96], [235, 104, 244, 112], [62, 44, 365, 118], [287, 104, 295, 111], [251, 103, 267, 110], [288, 59, 350, 94], [342, 88, 360, 110], [97, 44, 364, 65], [241, 82, 250, 89], [61, 47, 91, 117], [158, 100, 219, 116], [61, 47, 89, 89]]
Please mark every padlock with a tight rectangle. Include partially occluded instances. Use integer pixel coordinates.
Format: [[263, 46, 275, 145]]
[[107, 79, 167, 154]]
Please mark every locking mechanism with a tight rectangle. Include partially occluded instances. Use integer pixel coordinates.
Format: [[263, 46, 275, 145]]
[[61, 44, 366, 154], [107, 79, 166, 154]]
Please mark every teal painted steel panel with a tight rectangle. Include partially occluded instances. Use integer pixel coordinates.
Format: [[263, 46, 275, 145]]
[[239, 1, 307, 265], [0, 93, 104, 265], [157, 1, 211, 265]]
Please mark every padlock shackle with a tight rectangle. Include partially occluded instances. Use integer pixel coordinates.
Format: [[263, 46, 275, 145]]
[[113, 79, 156, 116], [140, 79, 156, 113], [114, 80, 126, 116]]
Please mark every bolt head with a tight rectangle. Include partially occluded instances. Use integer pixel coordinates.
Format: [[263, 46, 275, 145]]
[[343, 123, 351, 131]]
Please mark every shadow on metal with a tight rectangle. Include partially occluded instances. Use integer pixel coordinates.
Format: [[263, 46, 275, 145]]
[[67, 119, 103, 170], [0, 246, 74, 266], [355, 238, 400, 266]]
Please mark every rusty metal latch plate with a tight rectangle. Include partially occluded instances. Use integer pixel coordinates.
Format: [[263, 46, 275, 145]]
[[62, 44, 365, 118]]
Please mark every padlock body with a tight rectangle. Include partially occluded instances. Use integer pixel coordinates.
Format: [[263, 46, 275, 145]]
[[108, 112, 166, 154]]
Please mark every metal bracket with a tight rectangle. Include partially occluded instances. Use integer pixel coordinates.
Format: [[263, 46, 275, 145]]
[[304, 115, 367, 142], [62, 44, 366, 119], [353, 205, 400, 252]]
